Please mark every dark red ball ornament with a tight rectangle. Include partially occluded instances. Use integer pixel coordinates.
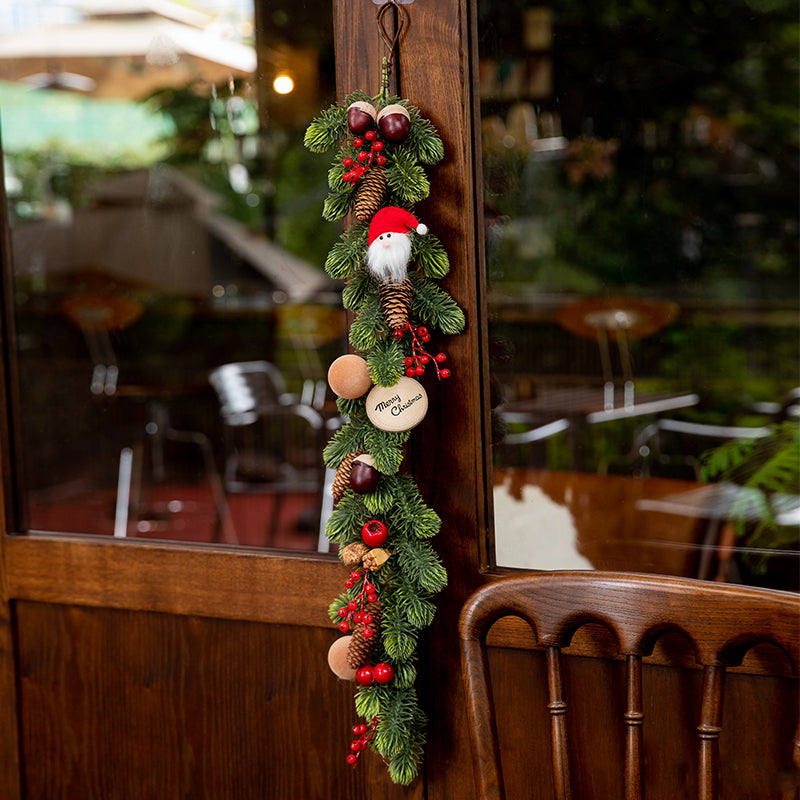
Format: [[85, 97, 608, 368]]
[[347, 101, 377, 135], [377, 104, 411, 143], [350, 454, 380, 494]]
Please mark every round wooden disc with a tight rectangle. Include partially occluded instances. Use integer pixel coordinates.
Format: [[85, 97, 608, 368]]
[[327, 636, 356, 681], [366, 377, 428, 432]]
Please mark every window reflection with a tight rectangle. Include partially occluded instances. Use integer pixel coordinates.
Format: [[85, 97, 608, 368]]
[[480, 1, 799, 590], [2, 0, 342, 550]]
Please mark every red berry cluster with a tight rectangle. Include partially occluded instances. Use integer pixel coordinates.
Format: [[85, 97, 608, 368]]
[[342, 130, 386, 184], [346, 717, 378, 767], [393, 322, 451, 380], [337, 569, 379, 634]]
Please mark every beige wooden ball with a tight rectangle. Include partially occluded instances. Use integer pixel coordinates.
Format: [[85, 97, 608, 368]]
[[327, 636, 357, 680], [327, 354, 372, 399]]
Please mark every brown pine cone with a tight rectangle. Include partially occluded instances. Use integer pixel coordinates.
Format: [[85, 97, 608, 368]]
[[379, 278, 413, 331], [353, 167, 387, 223], [345, 601, 382, 669], [341, 542, 370, 567], [331, 450, 362, 504]]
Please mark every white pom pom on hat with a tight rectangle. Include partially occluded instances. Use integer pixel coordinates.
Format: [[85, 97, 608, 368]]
[[367, 206, 428, 246]]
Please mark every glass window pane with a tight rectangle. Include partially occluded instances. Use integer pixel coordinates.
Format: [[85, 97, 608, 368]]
[[479, 1, 799, 590], [2, 0, 342, 550]]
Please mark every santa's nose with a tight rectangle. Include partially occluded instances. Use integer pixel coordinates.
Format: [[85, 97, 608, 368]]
[[381, 240, 392, 248]]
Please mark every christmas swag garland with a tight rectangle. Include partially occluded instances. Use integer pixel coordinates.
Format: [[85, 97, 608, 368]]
[[305, 87, 465, 785]]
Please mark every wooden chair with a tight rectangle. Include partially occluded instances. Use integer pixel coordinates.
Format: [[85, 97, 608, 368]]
[[459, 571, 799, 800]]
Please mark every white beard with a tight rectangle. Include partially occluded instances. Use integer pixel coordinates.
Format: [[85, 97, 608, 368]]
[[366, 234, 412, 283]]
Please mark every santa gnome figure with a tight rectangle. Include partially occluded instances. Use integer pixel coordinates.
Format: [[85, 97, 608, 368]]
[[366, 206, 428, 284]]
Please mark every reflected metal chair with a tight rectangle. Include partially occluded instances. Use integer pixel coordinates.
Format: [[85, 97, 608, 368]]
[[459, 571, 799, 800], [209, 361, 326, 543]]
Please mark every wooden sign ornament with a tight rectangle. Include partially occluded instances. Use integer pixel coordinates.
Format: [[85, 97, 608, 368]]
[[304, 0, 465, 786]]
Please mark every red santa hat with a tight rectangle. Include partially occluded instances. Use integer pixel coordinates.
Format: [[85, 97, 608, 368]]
[[367, 206, 428, 246]]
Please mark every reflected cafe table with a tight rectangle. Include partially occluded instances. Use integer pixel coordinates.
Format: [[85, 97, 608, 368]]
[[498, 385, 701, 451]]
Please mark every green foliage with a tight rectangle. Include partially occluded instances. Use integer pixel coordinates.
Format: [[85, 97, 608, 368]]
[[324, 223, 368, 279], [302, 102, 347, 153], [341, 270, 374, 311], [349, 291, 388, 352], [410, 274, 467, 335], [700, 422, 800, 574], [412, 233, 451, 279], [366, 337, 405, 387], [393, 539, 448, 593], [386, 147, 431, 204]]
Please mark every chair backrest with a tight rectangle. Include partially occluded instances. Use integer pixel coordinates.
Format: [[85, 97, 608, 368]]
[[459, 571, 799, 800], [209, 361, 289, 426]]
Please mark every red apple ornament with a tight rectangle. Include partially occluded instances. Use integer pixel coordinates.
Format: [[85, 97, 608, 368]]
[[350, 454, 379, 494], [361, 519, 389, 548]]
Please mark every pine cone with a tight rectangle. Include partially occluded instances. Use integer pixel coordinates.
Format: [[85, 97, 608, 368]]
[[341, 542, 370, 567], [379, 278, 413, 331], [331, 450, 361, 504], [345, 602, 382, 669], [353, 167, 387, 223]]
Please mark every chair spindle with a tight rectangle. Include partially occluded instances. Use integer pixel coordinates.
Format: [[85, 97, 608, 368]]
[[624, 654, 645, 800], [697, 664, 726, 800], [546, 645, 573, 800]]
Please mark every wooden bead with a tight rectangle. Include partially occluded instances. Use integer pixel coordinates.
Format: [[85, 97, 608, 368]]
[[327, 354, 372, 399], [327, 636, 357, 680]]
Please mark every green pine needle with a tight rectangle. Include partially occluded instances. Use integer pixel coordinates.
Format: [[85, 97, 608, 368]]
[[303, 104, 346, 153], [386, 147, 431, 204], [342, 270, 375, 312], [386, 734, 425, 785], [323, 422, 365, 468], [322, 186, 354, 222], [412, 233, 451, 279], [363, 427, 410, 474], [393, 539, 448, 593], [374, 687, 419, 756], [406, 107, 445, 165], [410, 274, 466, 335], [335, 396, 366, 419], [349, 292, 389, 352], [325, 495, 368, 543], [363, 482, 397, 517], [393, 659, 418, 689], [366, 337, 405, 386], [354, 683, 390, 720], [324, 223, 368, 280]]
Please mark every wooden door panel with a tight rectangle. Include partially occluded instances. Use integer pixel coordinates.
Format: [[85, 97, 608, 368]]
[[15, 601, 421, 800]]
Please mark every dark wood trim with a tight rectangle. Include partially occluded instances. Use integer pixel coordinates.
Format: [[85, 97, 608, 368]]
[[391, 2, 488, 798], [4, 535, 345, 626]]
